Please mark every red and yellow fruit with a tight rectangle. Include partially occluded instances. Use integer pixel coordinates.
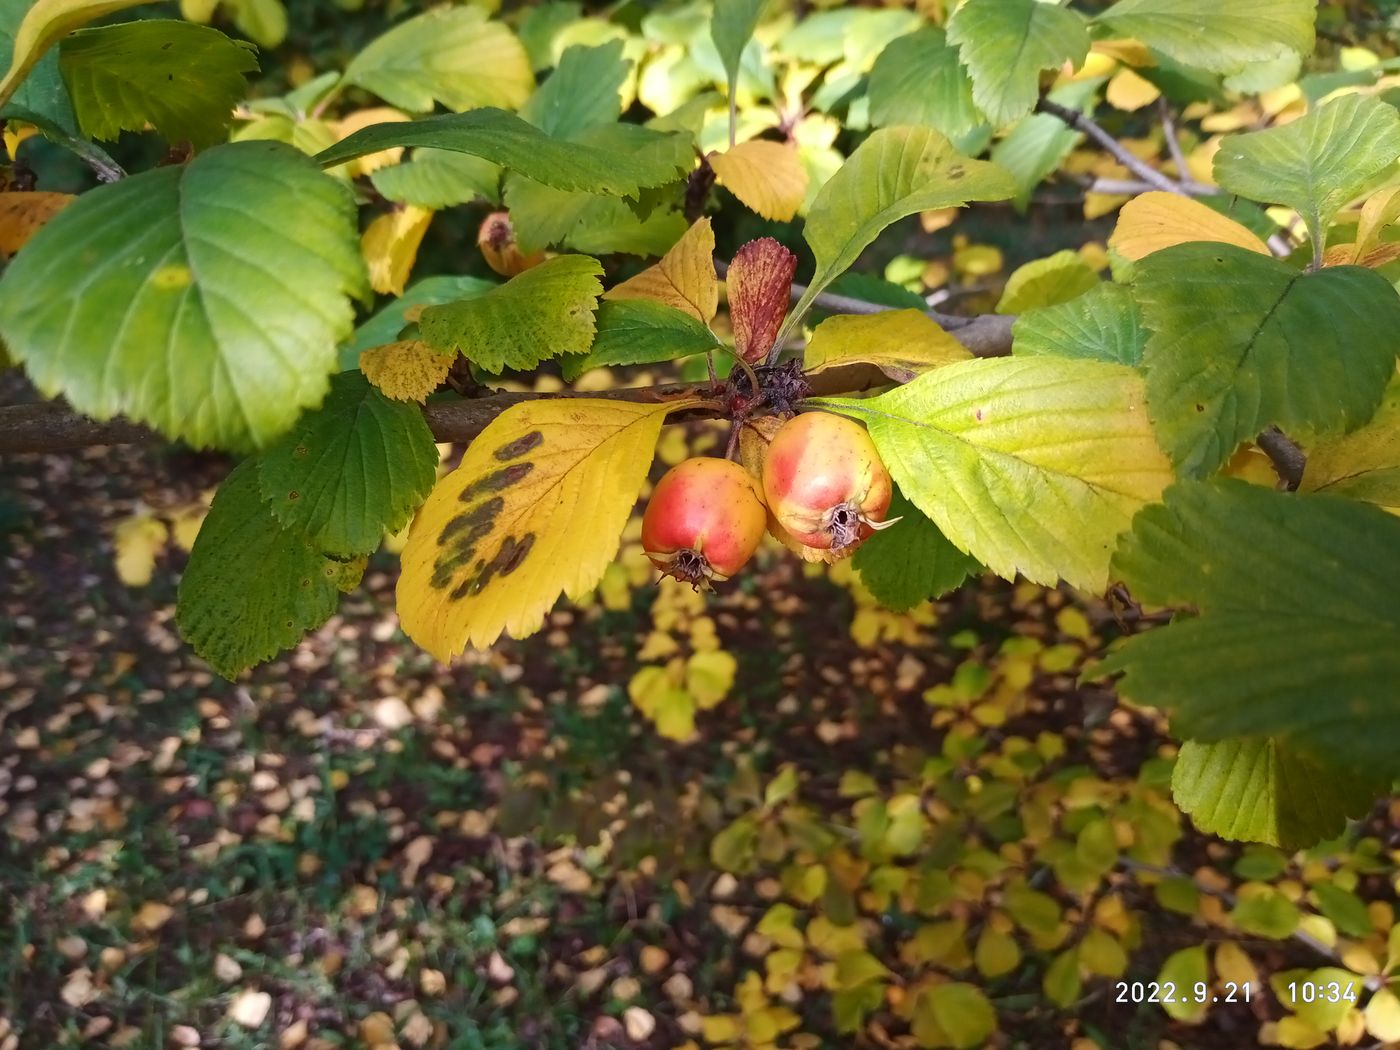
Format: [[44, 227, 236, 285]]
[[642, 457, 767, 586], [761, 412, 893, 553]]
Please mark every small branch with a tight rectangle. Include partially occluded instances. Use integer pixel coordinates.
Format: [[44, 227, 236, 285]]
[[1157, 98, 1191, 182], [1256, 426, 1307, 490], [1085, 176, 1206, 198], [1036, 98, 1183, 195]]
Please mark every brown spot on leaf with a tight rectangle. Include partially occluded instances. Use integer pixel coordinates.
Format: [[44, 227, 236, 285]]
[[495, 431, 544, 461], [287, 490, 300, 501], [461, 463, 533, 502]]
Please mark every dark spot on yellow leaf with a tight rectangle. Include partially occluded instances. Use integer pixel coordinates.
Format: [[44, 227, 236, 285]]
[[494, 431, 543, 461], [448, 532, 537, 600], [461, 463, 533, 501], [948, 166, 964, 180]]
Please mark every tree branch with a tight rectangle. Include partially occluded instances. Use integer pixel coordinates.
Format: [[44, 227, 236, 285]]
[[1, 332, 1013, 455], [1035, 97, 1213, 197]]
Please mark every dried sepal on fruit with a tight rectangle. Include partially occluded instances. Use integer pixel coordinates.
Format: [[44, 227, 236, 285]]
[[642, 457, 767, 587], [762, 412, 894, 554]]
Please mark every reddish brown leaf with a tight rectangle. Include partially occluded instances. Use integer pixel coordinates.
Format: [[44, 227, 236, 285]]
[[727, 237, 796, 363]]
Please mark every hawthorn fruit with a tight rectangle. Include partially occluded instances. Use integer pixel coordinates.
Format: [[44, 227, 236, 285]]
[[641, 457, 767, 586], [762, 412, 893, 554]]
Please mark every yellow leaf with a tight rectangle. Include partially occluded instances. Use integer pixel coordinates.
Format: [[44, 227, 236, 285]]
[[333, 107, 412, 178], [398, 397, 687, 657], [1214, 941, 1258, 988], [686, 649, 737, 709], [169, 504, 208, 552], [701, 1015, 742, 1044], [1326, 185, 1400, 267], [1366, 987, 1400, 1042], [0, 191, 74, 259], [132, 900, 175, 932], [2, 120, 38, 161], [360, 340, 453, 402], [113, 513, 169, 587], [709, 140, 809, 222], [604, 218, 718, 322], [362, 206, 434, 296], [1109, 191, 1271, 262], [804, 310, 970, 384], [1275, 1016, 1330, 1049], [1092, 38, 1154, 67], [0, 0, 148, 108], [1106, 67, 1160, 112]]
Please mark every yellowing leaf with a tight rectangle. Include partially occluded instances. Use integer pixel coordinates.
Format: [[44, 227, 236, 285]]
[[343, 6, 532, 113], [1106, 67, 1160, 111], [686, 649, 737, 708], [113, 513, 169, 587], [1109, 191, 1270, 262], [0, 192, 74, 259], [995, 249, 1099, 314], [1299, 376, 1400, 508], [398, 398, 687, 657], [333, 107, 412, 178], [709, 139, 809, 222], [169, 503, 208, 552], [362, 206, 434, 296], [360, 340, 453, 403], [804, 309, 971, 384], [0, 0, 148, 108], [605, 218, 718, 322]]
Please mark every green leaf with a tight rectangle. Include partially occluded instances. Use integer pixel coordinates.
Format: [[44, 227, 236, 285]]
[[176, 460, 344, 679], [1097, 0, 1315, 78], [256, 372, 438, 556], [419, 254, 602, 373], [711, 0, 766, 102], [1103, 480, 1400, 772], [502, 174, 686, 256], [1005, 883, 1061, 936], [340, 274, 496, 370], [852, 486, 979, 612], [1013, 283, 1145, 366], [1214, 94, 1400, 250], [1313, 883, 1374, 938], [1133, 244, 1400, 478], [0, 0, 75, 131], [519, 40, 627, 138], [0, 0, 147, 111], [370, 149, 501, 210], [317, 110, 693, 198], [58, 20, 257, 147], [0, 140, 367, 450], [343, 5, 533, 113], [820, 357, 1173, 592], [995, 250, 1099, 315], [866, 26, 981, 139], [1157, 946, 1208, 1021], [1042, 951, 1081, 1009], [990, 77, 1102, 211], [787, 126, 1014, 334], [1172, 737, 1386, 850], [924, 983, 996, 1049], [560, 299, 720, 381], [946, 0, 1089, 128], [1231, 890, 1300, 939]]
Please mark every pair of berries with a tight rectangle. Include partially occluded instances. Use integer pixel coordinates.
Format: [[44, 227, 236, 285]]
[[641, 412, 893, 586]]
